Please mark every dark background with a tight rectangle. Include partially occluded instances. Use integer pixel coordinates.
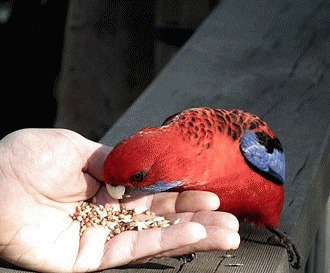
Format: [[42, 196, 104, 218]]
[[0, 0, 219, 140], [1, 1, 69, 138]]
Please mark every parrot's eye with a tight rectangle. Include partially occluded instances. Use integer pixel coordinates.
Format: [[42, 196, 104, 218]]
[[131, 170, 148, 182]]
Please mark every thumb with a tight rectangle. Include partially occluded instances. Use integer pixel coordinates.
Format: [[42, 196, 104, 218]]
[[75, 134, 113, 201]]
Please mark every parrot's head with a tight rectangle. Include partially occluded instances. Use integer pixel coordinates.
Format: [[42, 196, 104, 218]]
[[102, 127, 182, 199]]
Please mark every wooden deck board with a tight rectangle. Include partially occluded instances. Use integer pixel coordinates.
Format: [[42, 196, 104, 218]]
[[1, 0, 329, 272]]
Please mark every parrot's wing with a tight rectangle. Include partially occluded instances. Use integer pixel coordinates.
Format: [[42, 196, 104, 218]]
[[240, 131, 286, 184]]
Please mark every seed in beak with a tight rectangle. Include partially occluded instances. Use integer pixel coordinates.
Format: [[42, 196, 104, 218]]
[[106, 184, 126, 199]]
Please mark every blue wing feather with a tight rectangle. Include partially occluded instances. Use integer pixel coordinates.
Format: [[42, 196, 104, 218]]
[[240, 132, 286, 184]]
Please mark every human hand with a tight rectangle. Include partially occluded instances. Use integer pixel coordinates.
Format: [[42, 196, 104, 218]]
[[0, 129, 240, 272]]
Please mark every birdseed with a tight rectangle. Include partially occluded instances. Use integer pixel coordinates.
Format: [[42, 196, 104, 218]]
[[70, 202, 178, 240]]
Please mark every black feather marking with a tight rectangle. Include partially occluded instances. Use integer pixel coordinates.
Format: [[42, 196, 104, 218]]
[[217, 114, 226, 124], [206, 119, 212, 128], [231, 129, 238, 141], [229, 112, 238, 121], [255, 132, 283, 153], [232, 122, 242, 137], [249, 122, 257, 130], [217, 125, 224, 133], [227, 126, 232, 137]]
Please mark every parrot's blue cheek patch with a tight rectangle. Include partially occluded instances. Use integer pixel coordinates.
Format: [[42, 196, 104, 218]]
[[125, 181, 182, 196]]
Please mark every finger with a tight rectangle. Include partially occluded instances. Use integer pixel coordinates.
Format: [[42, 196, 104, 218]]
[[79, 139, 112, 200], [56, 128, 112, 181], [93, 186, 121, 210], [78, 141, 112, 182], [190, 211, 239, 231], [118, 191, 220, 217], [73, 226, 112, 272], [153, 225, 240, 259], [150, 191, 221, 215], [166, 211, 239, 232], [61, 130, 112, 201], [175, 191, 220, 211], [100, 222, 207, 269]]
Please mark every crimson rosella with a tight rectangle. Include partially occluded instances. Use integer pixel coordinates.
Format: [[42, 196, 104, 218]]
[[102, 107, 301, 269]]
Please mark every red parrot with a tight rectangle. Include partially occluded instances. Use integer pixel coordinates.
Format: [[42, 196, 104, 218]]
[[102, 107, 300, 269]]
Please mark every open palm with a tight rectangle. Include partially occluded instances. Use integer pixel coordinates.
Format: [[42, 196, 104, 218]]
[[0, 129, 239, 272]]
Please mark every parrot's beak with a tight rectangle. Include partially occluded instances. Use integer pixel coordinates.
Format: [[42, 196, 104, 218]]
[[106, 181, 182, 200], [106, 184, 126, 199]]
